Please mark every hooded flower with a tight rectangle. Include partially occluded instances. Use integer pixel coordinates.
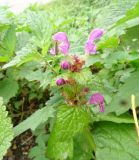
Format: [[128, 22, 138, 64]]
[[60, 60, 70, 70], [89, 93, 105, 112], [52, 32, 68, 42], [88, 29, 104, 42], [85, 28, 104, 54], [56, 78, 66, 86], [50, 32, 70, 55], [85, 42, 97, 54]]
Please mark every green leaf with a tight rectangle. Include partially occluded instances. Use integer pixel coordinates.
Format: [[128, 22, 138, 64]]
[[93, 122, 139, 160], [85, 55, 101, 67], [0, 7, 13, 25], [93, 113, 134, 123], [0, 78, 19, 103], [121, 25, 139, 51], [73, 133, 93, 160], [71, 68, 93, 85], [0, 25, 16, 62], [26, 11, 53, 52], [106, 17, 139, 38], [115, 2, 139, 27], [47, 105, 90, 160], [98, 36, 119, 50], [18, 64, 53, 89], [16, 31, 31, 51], [106, 71, 139, 115], [29, 133, 49, 160], [2, 25, 16, 55], [13, 106, 55, 137], [94, 0, 138, 29], [0, 97, 13, 159], [2, 47, 41, 69], [101, 2, 139, 39], [102, 51, 139, 69]]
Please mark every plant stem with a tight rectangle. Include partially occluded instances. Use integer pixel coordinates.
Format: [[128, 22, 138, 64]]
[[45, 61, 58, 75], [131, 94, 139, 142]]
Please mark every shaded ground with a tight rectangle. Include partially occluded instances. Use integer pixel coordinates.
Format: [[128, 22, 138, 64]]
[[3, 85, 50, 160], [4, 131, 35, 160]]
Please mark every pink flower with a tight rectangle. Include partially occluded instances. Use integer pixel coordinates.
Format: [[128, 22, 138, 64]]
[[60, 60, 70, 70], [58, 43, 70, 55], [56, 78, 66, 86], [85, 28, 104, 54], [89, 93, 105, 112], [52, 32, 68, 42], [50, 32, 70, 55], [88, 29, 104, 42], [85, 42, 97, 54]]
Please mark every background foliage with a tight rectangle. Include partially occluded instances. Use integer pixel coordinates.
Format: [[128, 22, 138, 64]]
[[0, 0, 139, 159]]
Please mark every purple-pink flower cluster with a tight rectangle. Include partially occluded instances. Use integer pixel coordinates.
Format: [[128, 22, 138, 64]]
[[50, 28, 104, 55], [51, 29, 105, 112]]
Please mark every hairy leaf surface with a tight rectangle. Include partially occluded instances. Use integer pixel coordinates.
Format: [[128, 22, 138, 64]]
[[47, 105, 90, 159], [0, 97, 13, 159], [94, 122, 139, 160]]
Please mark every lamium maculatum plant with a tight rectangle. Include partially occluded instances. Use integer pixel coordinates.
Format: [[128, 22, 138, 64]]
[[46, 29, 105, 159], [1, 2, 139, 159]]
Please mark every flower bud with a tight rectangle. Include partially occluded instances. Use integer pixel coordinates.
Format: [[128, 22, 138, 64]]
[[82, 87, 90, 93], [60, 60, 70, 70], [56, 78, 65, 86]]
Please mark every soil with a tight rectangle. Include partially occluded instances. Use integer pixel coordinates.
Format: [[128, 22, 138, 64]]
[[3, 131, 35, 160], [3, 86, 50, 160]]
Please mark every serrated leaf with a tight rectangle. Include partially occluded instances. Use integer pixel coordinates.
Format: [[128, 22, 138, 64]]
[[16, 61, 54, 89], [106, 17, 139, 38], [29, 133, 49, 160], [0, 78, 19, 103], [13, 106, 55, 137], [47, 105, 90, 159], [19, 66, 53, 89], [3, 47, 41, 69], [93, 122, 139, 160], [2, 25, 16, 55], [26, 11, 53, 52], [0, 97, 13, 159], [115, 2, 139, 27], [71, 68, 92, 85], [106, 71, 139, 115], [94, 0, 138, 29], [16, 31, 31, 51], [0, 25, 16, 62]]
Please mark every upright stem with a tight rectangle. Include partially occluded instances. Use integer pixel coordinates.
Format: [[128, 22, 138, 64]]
[[131, 94, 139, 142]]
